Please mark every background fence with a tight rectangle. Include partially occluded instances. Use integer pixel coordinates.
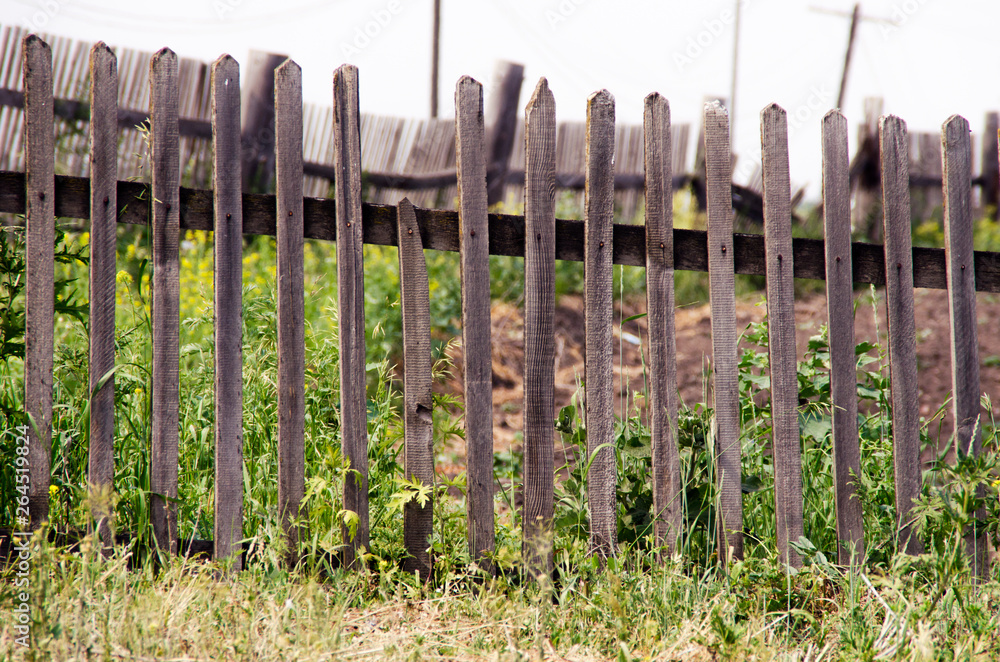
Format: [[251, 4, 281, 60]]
[[0, 25, 691, 221], [3, 34, 998, 578], [3, 25, 997, 229]]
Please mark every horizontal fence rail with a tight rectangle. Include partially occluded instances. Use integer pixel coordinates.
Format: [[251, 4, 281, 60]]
[[3, 169, 1000, 292], [5, 35, 994, 580]]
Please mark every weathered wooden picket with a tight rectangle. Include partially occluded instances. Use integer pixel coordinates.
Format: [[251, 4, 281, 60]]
[[7, 36, 997, 578]]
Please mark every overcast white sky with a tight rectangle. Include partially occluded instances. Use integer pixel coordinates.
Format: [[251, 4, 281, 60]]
[[3, 0, 998, 201]]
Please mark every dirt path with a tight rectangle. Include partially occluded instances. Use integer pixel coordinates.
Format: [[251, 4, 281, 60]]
[[442, 288, 1000, 458]]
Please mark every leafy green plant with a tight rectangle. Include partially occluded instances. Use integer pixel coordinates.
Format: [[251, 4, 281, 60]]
[[0, 224, 90, 528]]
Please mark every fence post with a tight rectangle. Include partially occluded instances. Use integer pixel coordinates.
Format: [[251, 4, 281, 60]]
[[704, 101, 743, 565], [522, 78, 557, 576], [854, 97, 883, 242], [761, 104, 803, 569], [913, 133, 942, 221], [88, 42, 118, 554], [212, 54, 244, 570], [584, 89, 617, 559], [397, 198, 434, 579], [274, 59, 306, 569], [455, 76, 496, 573], [941, 114, 989, 579], [822, 110, 864, 567], [333, 64, 369, 569], [692, 95, 727, 213], [643, 92, 681, 554], [485, 60, 524, 207], [982, 112, 999, 219], [23, 34, 54, 531], [879, 115, 923, 556], [149, 48, 181, 557], [240, 50, 287, 192]]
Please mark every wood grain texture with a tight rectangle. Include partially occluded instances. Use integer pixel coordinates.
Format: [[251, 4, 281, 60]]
[[23, 35, 54, 530], [822, 110, 864, 567], [584, 89, 616, 559], [87, 42, 117, 553], [150, 48, 180, 556], [211, 55, 244, 570], [941, 114, 989, 578], [397, 198, 435, 579], [644, 93, 680, 553], [522, 78, 557, 576], [4, 170, 1000, 292], [879, 115, 923, 556], [454, 76, 495, 572], [942, 116, 982, 458], [761, 104, 803, 569], [334, 64, 369, 568], [704, 101, 743, 565], [275, 59, 306, 569]]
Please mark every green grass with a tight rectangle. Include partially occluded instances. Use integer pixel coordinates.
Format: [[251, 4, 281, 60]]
[[3, 200, 1000, 659], [3, 523, 1000, 660]]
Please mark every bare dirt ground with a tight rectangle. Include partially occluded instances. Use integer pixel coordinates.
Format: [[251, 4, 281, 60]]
[[442, 287, 1000, 460]]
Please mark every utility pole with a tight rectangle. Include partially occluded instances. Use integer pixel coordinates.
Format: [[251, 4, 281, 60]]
[[430, 0, 440, 118], [729, 0, 742, 146], [837, 3, 860, 110], [810, 4, 893, 110]]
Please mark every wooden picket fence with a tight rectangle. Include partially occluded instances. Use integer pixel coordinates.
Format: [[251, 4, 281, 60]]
[[6, 35, 997, 578]]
